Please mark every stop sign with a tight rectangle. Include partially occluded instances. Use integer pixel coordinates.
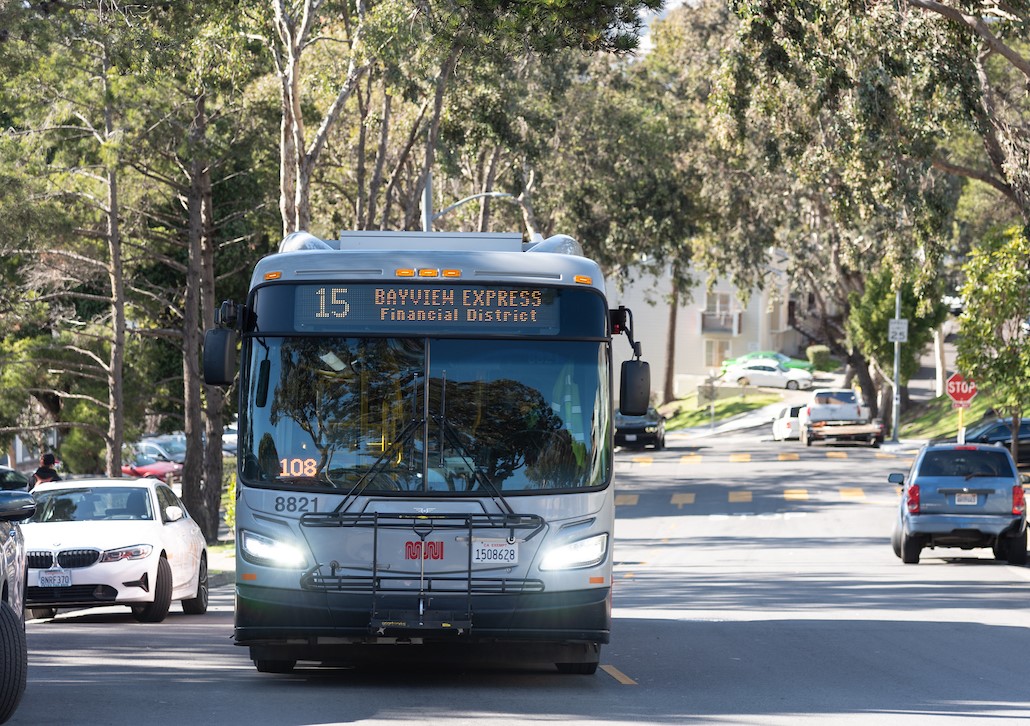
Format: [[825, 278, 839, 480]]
[[946, 373, 978, 406]]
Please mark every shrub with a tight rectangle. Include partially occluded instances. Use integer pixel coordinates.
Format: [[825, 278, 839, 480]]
[[807, 345, 833, 370]]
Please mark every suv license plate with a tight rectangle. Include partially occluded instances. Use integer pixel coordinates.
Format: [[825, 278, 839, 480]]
[[472, 541, 518, 565], [955, 493, 978, 505], [39, 569, 72, 588]]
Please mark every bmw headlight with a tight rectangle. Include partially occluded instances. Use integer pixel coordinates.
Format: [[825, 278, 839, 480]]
[[100, 544, 153, 562], [539, 533, 609, 571], [240, 529, 307, 568]]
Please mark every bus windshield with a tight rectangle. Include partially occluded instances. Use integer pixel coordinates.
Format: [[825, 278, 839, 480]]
[[240, 337, 611, 494]]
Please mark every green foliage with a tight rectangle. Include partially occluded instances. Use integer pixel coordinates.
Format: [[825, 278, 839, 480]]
[[845, 268, 948, 382], [956, 226, 1030, 420], [806, 345, 833, 370], [222, 463, 236, 533], [899, 392, 992, 441]]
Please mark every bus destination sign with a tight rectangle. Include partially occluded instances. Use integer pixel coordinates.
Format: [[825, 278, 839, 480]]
[[293, 283, 560, 334]]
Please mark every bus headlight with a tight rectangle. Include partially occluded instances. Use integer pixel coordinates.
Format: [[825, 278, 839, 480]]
[[539, 533, 608, 571], [239, 529, 307, 568]]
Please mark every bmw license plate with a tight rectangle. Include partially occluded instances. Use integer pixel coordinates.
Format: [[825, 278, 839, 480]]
[[955, 492, 978, 506], [472, 540, 518, 565], [39, 569, 71, 588], [624, 434, 637, 441]]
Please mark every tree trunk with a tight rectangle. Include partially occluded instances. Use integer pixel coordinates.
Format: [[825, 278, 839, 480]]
[[478, 146, 502, 232], [102, 48, 125, 477], [199, 112, 226, 545], [181, 94, 218, 542], [933, 323, 946, 397], [846, 349, 878, 419], [663, 284, 679, 403], [416, 48, 460, 231]]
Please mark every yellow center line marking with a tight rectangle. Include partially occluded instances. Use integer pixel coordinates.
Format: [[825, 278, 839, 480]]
[[778, 452, 800, 461], [680, 454, 703, 464], [614, 494, 639, 506], [840, 487, 865, 500], [631, 456, 653, 466], [601, 665, 638, 685], [825, 451, 848, 459], [671, 492, 696, 508], [728, 491, 753, 503], [874, 452, 896, 459], [784, 489, 808, 501], [729, 453, 751, 463]]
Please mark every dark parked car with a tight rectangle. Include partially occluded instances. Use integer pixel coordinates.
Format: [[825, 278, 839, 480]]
[[0, 490, 37, 723], [890, 443, 1027, 565], [0, 466, 28, 492], [931, 417, 1030, 465], [615, 407, 666, 450]]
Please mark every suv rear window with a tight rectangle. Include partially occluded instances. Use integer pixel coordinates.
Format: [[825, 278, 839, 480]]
[[918, 449, 1015, 478], [815, 391, 857, 405]]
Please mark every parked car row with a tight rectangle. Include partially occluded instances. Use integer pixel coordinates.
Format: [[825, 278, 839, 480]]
[[0, 475, 210, 723], [722, 358, 814, 390]]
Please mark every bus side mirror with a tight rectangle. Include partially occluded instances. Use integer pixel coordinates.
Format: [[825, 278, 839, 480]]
[[620, 360, 650, 416], [203, 328, 237, 386]]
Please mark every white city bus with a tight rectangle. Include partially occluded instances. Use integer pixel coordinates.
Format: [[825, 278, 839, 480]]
[[204, 230, 650, 674]]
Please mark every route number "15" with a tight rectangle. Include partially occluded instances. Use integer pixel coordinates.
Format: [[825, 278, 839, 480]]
[[315, 287, 350, 318]]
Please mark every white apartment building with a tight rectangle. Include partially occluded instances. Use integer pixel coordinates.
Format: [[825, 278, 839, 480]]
[[608, 262, 810, 403]]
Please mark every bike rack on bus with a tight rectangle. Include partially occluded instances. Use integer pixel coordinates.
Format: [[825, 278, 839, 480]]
[[298, 511, 546, 636]]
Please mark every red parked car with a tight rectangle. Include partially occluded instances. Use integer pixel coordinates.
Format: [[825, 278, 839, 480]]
[[121, 450, 183, 483]]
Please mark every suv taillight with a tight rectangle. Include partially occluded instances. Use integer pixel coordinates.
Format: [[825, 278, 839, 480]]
[[906, 484, 921, 514], [1013, 486, 1026, 516]]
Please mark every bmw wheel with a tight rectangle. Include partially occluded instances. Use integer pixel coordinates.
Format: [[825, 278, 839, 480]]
[[132, 557, 173, 623], [181, 554, 209, 615]]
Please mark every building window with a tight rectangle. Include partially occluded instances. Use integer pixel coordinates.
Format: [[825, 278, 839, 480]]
[[705, 292, 731, 315], [705, 339, 731, 369]]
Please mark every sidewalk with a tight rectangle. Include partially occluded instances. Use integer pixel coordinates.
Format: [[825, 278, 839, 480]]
[[208, 545, 235, 588]]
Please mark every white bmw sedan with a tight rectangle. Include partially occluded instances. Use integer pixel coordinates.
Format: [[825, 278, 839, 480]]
[[23, 478, 208, 622]]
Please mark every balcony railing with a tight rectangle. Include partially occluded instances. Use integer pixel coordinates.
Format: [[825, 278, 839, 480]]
[[699, 311, 741, 335]]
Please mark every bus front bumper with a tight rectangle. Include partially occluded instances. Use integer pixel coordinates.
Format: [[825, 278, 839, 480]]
[[234, 582, 611, 647]]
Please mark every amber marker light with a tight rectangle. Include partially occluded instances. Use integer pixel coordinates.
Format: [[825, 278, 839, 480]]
[[442, 269, 462, 278], [574, 275, 593, 285], [395, 268, 415, 277], [418, 268, 439, 277], [241, 573, 258, 581], [264, 271, 282, 281], [589, 576, 606, 584]]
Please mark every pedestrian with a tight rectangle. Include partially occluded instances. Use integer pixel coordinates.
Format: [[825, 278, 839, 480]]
[[30, 452, 61, 491]]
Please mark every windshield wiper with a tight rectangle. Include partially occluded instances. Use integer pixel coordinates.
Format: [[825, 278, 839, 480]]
[[334, 417, 423, 513], [433, 414, 515, 516]]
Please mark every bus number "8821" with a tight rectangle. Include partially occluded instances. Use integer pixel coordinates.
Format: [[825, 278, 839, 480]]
[[273, 496, 318, 513]]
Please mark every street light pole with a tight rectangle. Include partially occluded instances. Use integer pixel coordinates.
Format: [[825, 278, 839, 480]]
[[891, 288, 901, 443]]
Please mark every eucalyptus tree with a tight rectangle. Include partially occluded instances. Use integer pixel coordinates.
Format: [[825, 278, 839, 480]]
[[710, 2, 964, 412], [248, 0, 663, 237], [113, 3, 275, 541], [0, 1, 157, 475]]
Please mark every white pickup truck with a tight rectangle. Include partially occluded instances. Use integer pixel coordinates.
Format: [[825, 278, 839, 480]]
[[798, 388, 884, 447]]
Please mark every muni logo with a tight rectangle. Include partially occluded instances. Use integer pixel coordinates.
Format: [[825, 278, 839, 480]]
[[405, 541, 444, 560]]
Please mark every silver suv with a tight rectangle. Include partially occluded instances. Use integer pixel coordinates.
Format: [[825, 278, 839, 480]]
[[0, 489, 37, 724]]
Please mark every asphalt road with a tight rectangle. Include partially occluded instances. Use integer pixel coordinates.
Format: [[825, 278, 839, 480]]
[[11, 428, 1030, 726]]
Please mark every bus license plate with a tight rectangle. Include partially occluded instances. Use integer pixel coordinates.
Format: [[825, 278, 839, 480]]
[[472, 541, 518, 565], [955, 493, 978, 505], [39, 569, 71, 588]]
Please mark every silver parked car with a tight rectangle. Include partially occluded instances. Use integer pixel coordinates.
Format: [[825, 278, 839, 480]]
[[890, 443, 1027, 565], [0, 490, 37, 724]]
